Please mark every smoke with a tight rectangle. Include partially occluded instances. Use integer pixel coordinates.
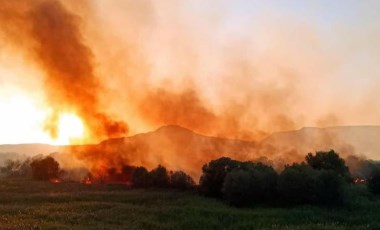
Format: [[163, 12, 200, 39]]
[[1, 1, 380, 179], [139, 89, 217, 134], [0, 0, 127, 143]]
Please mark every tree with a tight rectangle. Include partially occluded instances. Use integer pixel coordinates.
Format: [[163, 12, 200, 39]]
[[199, 157, 240, 197], [314, 170, 347, 206], [243, 162, 278, 202], [1, 158, 32, 178], [131, 166, 149, 188], [107, 165, 136, 182], [170, 171, 195, 190], [30, 156, 60, 180], [278, 163, 317, 204], [149, 165, 170, 188], [368, 168, 380, 195], [222, 162, 278, 206], [306, 150, 351, 181], [222, 169, 251, 206]]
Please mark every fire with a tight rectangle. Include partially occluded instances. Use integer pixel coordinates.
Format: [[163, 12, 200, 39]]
[[83, 177, 92, 185], [53, 113, 85, 145], [49, 178, 62, 183], [354, 178, 366, 184]]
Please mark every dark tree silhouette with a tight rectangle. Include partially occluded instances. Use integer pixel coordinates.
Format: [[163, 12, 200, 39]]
[[278, 163, 317, 204], [30, 156, 60, 180], [199, 157, 239, 197], [368, 168, 380, 195], [131, 166, 149, 188], [306, 150, 351, 181], [314, 170, 347, 206], [149, 165, 170, 188], [107, 165, 136, 182], [170, 170, 195, 190], [222, 169, 250, 206]]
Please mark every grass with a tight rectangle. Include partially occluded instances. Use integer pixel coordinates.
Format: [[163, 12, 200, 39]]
[[0, 179, 379, 229]]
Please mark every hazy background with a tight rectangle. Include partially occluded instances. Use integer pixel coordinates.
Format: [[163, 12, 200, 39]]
[[1, 0, 380, 144]]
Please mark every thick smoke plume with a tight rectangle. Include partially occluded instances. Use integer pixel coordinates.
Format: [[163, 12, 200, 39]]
[[0, 0, 127, 142]]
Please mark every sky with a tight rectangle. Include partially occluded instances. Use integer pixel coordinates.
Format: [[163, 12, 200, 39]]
[[1, 0, 380, 144]]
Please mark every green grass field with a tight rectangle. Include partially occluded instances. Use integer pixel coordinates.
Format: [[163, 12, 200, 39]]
[[0, 179, 379, 230]]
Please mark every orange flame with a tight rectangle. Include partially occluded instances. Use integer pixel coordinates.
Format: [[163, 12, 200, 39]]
[[49, 178, 62, 184], [82, 177, 92, 185], [354, 178, 366, 184]]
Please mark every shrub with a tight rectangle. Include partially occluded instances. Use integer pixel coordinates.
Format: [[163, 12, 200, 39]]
[[278, 163, 317, 204], [107, 165, 136, 182], [306, 150, 351, 181], [30, 156, 60, 180], [170, 171, 195, 190], [0, 158, 32, 178], [222, 162, 278, 206], [368, 169, 380, 195], [149, 165, 170, 188], [222, 169, 251, 206], [131, 166, 149, 188], [199, 157, 239, 197], [314, 170, 348, 206]]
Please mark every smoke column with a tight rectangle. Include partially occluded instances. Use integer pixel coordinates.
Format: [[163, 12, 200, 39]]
[[0, 0, 127, 142]]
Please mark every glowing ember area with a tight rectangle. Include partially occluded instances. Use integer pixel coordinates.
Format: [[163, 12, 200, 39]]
[[82, 177, 92, 185], [354, 178, 366, 184], [49, 178, 62, 184]]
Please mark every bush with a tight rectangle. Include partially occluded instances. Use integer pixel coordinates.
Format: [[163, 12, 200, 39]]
[[306, 150, 351, 181], [222, 169, 251, 206], [314, 170, 348, 206], [107, 165, 136, 182], [243, 162, 278, 201], [170, 171, 195, 190], [368, 169, 380, 195], [278, 163, 317, 204], [199, 157, 240, 197], [131, 166, 149, 188], [30, 156, 60, 180], [149, 165, 170, 188], [222, 162, 278, 206], [0, 158, 32, 178]]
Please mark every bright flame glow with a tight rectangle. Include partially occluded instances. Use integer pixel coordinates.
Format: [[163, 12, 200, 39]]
[[53, 113, 84, 145]]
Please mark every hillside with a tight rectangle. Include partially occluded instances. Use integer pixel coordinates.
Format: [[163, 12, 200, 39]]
[[68, 125, 257, 178], [259, 126, 380, 160], [1, 125, 380, 179]]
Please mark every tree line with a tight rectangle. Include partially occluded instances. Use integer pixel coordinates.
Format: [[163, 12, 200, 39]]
[[1, 150, 380, 207], [199, 150, 380, 206]]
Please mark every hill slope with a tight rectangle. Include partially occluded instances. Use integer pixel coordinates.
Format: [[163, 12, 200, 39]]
[[69, 125, 257, 178], [259, 126, 380, 160], [1, 125, 380, 178]]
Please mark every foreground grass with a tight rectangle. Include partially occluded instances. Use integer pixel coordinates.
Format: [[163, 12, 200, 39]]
[[0, 179, 379, 229]]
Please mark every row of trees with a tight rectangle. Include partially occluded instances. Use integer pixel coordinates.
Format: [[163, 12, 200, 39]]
[[0, 156, 195, 190], [199, 150, 380, 207], [0, 156, 61, 180], [2, 150, 380, 207], [130, 165, 195, 190]]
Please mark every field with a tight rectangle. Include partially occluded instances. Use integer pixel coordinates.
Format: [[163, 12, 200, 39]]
[[0, 179, 379, 230]]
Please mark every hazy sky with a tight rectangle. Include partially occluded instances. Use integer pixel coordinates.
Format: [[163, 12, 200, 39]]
[[1, 0, 380, 144]]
